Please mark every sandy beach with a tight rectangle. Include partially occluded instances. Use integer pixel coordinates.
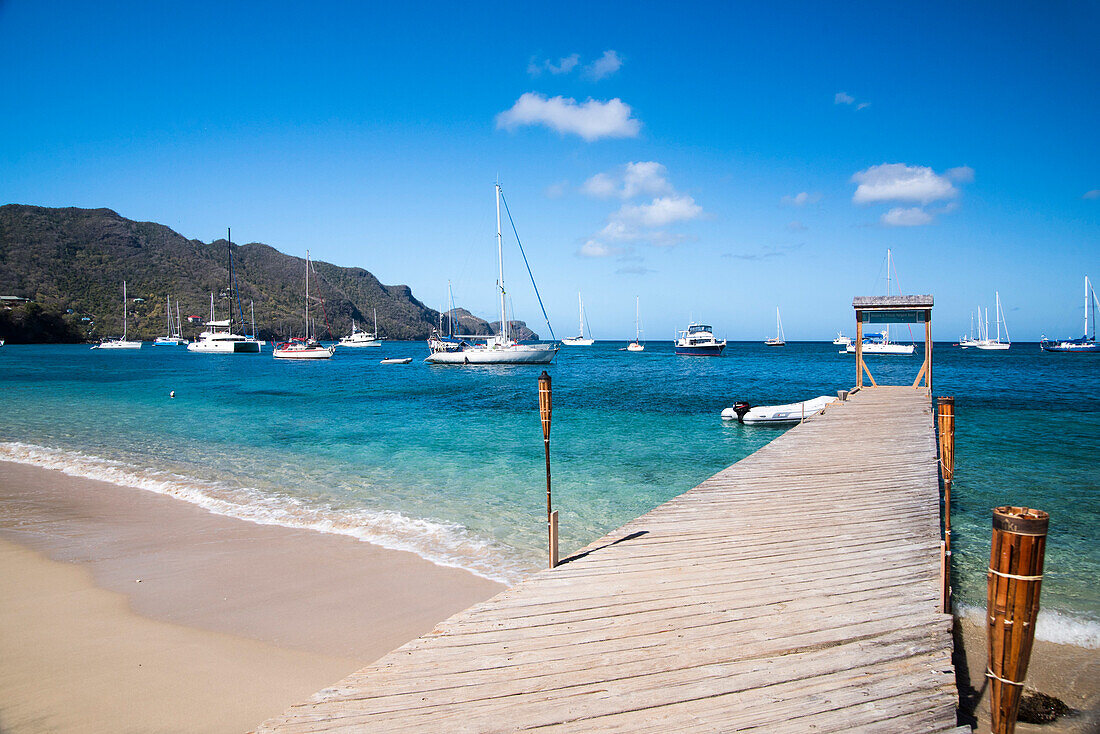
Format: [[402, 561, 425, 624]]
[[0, 460, 504, 733]]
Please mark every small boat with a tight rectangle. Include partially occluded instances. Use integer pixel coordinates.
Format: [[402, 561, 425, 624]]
[[562, 293, 595, 346], [722, 395, 838, 424], [380, 357, 412, 364], [274, 250, 335, 360], [425, 184, 558, 365], [764, 307, 786, 346], [92, 281, 142, 349], [974, 292, 1010, 350], [1041, 276, 1099, 353], [675, 322, 726, 356], [844, 330, 915, 355], [959, 310, 979, 348], [339, 310, 382, 347], [153, 295, 188, 345], [624, 296, 645, 351], [832, 332, 852, 347]]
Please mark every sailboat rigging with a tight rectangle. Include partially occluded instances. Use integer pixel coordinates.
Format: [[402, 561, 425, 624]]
[[274, 250, 336, 359], [562, 293, 595, 346], [92, 281, 142, 349], [764, 307, 786, 346]]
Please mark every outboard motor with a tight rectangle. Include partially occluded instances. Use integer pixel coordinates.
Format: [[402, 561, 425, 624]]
[[731, 401, 752, 423]]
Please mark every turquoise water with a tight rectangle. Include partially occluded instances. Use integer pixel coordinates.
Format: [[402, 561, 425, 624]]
[[0, 342, 1096, 644]]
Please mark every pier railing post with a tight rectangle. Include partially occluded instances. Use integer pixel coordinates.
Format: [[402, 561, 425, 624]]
[[987, 506, 1048, 734], [538, 371, 555, 568], [937, 396, 955, 612]]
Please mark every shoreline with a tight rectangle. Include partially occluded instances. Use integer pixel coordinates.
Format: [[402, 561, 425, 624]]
[[0, 459, 505, 731]]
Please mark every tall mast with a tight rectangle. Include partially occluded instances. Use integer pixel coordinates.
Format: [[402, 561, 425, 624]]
[[373, 308, 377, 336], [496, 184, 507, 343], [635, 296, 640, 341], [122, 281, 127, 339], [305, 251, 310, 339], [578, 292, 584, 338], [995, 292, 1001, 342], [227, 228, 232, 328], [447, 280, 454, 337], [250, 300, 256, 338], [886, 249, 892, 295], [166, 294, 171, 336], [1086, 275, 1091, 339], [176, 301, 182, 338]]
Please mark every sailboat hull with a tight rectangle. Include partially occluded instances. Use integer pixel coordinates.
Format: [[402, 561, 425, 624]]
[[561, 337, 594, 346], [845, 343, 915, 355], [92, 340, 142, 350], [425, 345, 558, 364], [675, 343, 726, 356], [188, 339, 261, 354]]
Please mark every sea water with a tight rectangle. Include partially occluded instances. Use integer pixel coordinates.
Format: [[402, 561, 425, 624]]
[[0, 342, 1096, 646]]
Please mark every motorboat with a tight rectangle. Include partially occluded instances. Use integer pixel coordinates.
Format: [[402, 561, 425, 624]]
[[92, 281, 142, 349], [380, 357, 412, 364], [561, 293, 595, 346], [274, 250, 335, 360], [832, 332, 852, 347], [722, 395, 838, 425], [339, 310, 382, 347], [675, 322, 726, 356], [425, 184, 558, 365]]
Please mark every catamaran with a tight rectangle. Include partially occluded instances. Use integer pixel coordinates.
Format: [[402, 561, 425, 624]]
[[274, 251, 336, 359], [974, 292, 1010, 350], [339, 309, 381, 347], [1041, 275, 1100, 353], [425, 185, 558, 365], [188, 229, 261, 354], [562, 293, 595, 346], [153, 295, 188, 345], [91, 281, 142, 349], [625, 296, 645, 351], [764, 307, 786, 346]]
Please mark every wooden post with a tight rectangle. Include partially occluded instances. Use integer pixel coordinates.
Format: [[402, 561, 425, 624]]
[[987, 506, 1048, 734], [937, 396, 955, 612], [538, 371, 554, 568], [925, 311, 933, 392], [855, 311, 864, 389]]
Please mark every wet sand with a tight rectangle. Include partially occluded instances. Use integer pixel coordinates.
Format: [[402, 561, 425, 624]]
[[0, 460, 504, 732]]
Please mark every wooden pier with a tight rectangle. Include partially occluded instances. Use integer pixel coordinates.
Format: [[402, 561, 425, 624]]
[[258, 386, 960, 732]]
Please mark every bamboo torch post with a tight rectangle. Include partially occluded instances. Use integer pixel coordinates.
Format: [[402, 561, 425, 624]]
[[538, 371, 557, 568], [937, 396, 956, 612], [987, 506, 1048, 734]]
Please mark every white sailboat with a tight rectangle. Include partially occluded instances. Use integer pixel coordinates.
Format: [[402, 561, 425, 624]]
[[845, 249, 915, 355], [92, 281, 142, 349], [764, 307, 786, 346], [975, 292, 1010, 350], [425, 185, 558, 365], [188, 230, 261, 354], [625, 296, 645, 351], [274, 251, 336, 359], [1041, 275, 1100, 352], [153, 294, 188, 345], [339, 309, 382, 347], [562, 293, 595, 346]]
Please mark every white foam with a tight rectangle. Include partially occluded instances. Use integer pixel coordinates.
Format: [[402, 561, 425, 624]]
[[0, 441, 527, 585], [957, 603, 1100, 649]]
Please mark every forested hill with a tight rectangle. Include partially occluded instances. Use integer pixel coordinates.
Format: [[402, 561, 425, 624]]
[[0, 205, 537, 342]]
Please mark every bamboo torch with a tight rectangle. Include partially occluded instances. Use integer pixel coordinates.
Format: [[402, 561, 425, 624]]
[[938, 395, 956, 612], [987, 506, 1048, 734], [538, 371, 557, 568]]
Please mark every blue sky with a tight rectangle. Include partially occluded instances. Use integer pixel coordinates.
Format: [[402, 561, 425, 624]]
[[2, 1, 1097, 339]]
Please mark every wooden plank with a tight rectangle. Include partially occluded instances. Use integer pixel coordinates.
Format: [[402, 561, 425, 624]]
[[257, 386, 956, 733]]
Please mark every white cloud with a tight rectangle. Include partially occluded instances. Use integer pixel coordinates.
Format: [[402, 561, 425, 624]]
[[544, 180, 569, 199], [496, 93, 641, 142], [1083, 189, 1100, 200], [787, 220, 807, 232], [946, 166, 975, 183], [835, 92, 855, 105], [586, 50, 623, 80], [527, 54, 580, 76], [781, 191, 822, 206], [615, 195, 703, 228], [882, 206, 934, 227], [581, 172, 618, 198], [851, 163, 959, 204], [584, 161, 672, 200], [578, 240, 623, 257], [616, 264, 654, 275], [856, 102, 871, 110]]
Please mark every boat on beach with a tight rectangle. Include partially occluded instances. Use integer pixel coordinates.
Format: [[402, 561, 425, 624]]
[[425, 184, 558, 365], [91, 281, 142, 349], [1041, 275, 1099, 353], [721, 395, 838, 424], [562, 293, 595, 346], [764, 307, 785, 346], [675, 322, 726, 356], [274, 251, 335, 360]]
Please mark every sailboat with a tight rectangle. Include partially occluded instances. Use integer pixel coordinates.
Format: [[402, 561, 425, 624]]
[[274, 251, 336, 359], [425, 185, 558, 365], [975, 292, 1010, 350], [625, 297, 645, 351], [562, 293, 595, 346], [91, 282, 142, 349], [188, 229, 261, 354], [339, 309, 382, 347], [845, 249, 915, 355], [1041, 275, 1100, 353], [959, 310, 980, 348], [153, 295, 188, 345], [764, 307, 786, 346]]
